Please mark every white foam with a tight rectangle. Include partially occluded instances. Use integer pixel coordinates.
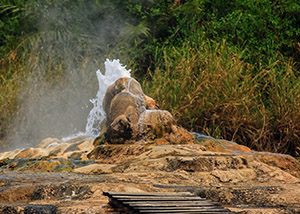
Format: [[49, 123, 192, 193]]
[[62, 59, 131, 141]]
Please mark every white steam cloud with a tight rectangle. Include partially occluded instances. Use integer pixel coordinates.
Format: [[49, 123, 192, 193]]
[[4, 0, 132, 151]]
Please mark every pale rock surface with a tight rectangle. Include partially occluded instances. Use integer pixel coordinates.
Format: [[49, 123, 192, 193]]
[[1, 139, 299, 213]]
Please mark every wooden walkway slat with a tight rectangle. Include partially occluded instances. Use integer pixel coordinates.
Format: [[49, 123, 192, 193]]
[[136, 207, 225, 210], [103, 191, 235, 214], [140, 211, 233, 214], [103, 192, 194, 196], [111, 196, 203, 199], [123, 202, 220, 207], [116, 198, 207, 201], [124, 202, 219, 207]]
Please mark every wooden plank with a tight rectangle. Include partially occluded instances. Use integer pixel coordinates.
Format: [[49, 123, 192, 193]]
[[103, 191, 235, 214], [134, 206, 225, 210], [136, 207, 230, 211], [113, 197, 206, 201], [138, 210, 232, 214], [129, 204, 231, 213], [122, 201, 219, 207], [124, 203, 220, 207], [122, 202, 227, 212], [139, 212, 231, 214], [138, 211, 233, 214], [139, 212, 233, 214], [108, 196, 202, 200], [110, 195, 201, 199], [104, 192, 194, 196]]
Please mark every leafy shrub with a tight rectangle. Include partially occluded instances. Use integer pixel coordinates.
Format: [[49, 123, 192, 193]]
[[192, 0, 300, 66], [126, 0, 300, 72], [0, 0, 26, 55], [143, 36, 300, 156]]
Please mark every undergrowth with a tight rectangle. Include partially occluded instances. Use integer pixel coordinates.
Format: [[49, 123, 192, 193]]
[[1, 0, 300, 156], [0, 56, 27, 150], [142, 37, 300, 156]]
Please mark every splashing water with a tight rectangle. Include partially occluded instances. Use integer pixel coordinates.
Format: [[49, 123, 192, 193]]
[[62, 59, 131, 140], [85, 59, 131, 137]]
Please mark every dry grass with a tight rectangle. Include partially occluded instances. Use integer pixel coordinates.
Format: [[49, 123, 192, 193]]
[[142, 38, 300, 156], [0, 54, 27, 150]]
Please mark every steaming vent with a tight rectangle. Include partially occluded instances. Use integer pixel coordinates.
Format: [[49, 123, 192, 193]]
[[63, 59, 131, 140]]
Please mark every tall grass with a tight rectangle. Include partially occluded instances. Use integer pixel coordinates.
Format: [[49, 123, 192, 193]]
[[142, 36, 300, 156], [0, 54, 27, 150]]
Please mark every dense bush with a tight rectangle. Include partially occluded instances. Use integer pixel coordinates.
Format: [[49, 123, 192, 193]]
[[0, 0, 24, 55], [143, 36, 300, 156], [126, 0, 300, 70], [1, 0, 300, 156], [126, 0, 300, 156]]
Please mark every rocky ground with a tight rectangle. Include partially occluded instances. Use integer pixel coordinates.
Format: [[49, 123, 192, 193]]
[[0, 136, 299, 214], [1, 77, 299, 214]]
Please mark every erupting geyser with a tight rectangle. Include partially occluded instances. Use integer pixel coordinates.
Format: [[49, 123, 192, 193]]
[[64, 58, 194, 145], [85, 59, 131, 137], [63, 59, 131, 140]]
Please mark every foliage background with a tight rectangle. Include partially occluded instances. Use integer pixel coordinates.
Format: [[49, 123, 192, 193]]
[[1, 0, 300, 156]]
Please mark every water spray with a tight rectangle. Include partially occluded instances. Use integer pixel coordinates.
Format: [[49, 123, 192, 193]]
[[62, 59, 131, 140]]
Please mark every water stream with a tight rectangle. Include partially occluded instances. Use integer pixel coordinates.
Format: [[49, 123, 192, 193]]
[[62, 59, 131, 141]]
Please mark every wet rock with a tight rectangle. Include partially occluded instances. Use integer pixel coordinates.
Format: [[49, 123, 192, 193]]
[[102, 77, 144, 143], [32, 183, 93, 201], [0, 140, 300, 213], [103, 77, 145, 118], [194, 133, 251, 154], [0, 185, 34, 203], [0, 158, 96, 173], [137, 110, 174, 139], [205, 186, 283, 206], [97, 76, 195, 145], [136, 110, 195, 145], [166, 155, 250, 172], [24, 205, 57, 214], [36, 138, 62, 148], [0, 205, 57, 214], [0, 138, 94, 162], [87, 143, 148, 164]]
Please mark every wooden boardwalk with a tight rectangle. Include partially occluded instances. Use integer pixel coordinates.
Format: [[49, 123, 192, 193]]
[[103, 192, 235, 214]]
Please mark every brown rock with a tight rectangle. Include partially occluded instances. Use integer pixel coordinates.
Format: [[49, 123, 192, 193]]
[[107, 91, 140, 126], [256, 153, 300, 177], [103, 77, 145, 118], [144, 95, 159, 109], [106, 115, 133, 143], [88, 143, 148, 164], [100, 77, 194, 145], [102, 77, 146, 143], [195, 138, 252, 154], [1, 138, 300, 213], [137, 110, 174, 139]]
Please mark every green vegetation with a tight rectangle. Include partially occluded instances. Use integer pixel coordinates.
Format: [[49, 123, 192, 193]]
[[1, 0, 300, 156], [143, 37, 300, 155]]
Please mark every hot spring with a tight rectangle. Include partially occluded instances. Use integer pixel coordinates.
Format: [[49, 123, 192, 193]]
[[62, 59, 131, 141]]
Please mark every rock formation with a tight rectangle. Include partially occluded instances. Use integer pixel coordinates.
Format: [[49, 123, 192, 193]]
[[98, 77, 194, 145]]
